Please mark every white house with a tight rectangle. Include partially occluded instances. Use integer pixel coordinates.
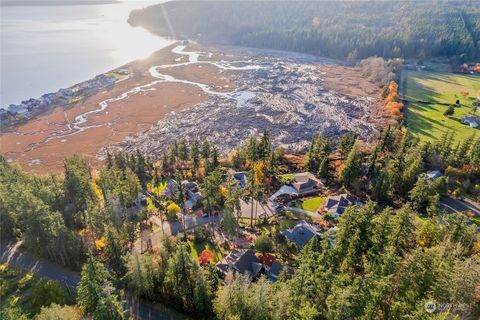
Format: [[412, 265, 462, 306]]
[[461, 116, 480, 128]]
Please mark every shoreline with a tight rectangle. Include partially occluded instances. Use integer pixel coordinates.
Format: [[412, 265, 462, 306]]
[[0, 41, 177, 132], [1, 41, 389, 174], [0, 41, 244, 173]]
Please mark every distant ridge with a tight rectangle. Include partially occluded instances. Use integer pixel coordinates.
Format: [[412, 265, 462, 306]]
[[1, 0, 119, 6]]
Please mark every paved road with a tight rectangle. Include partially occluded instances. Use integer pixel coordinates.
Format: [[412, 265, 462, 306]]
[[0, 243, 187, 320], [438, 196, 480, 216]]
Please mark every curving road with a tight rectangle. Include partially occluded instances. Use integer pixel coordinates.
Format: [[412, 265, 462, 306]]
[[0, 242, 188, 320]]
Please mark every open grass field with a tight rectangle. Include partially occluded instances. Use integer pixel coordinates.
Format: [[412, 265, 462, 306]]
[[404, 70, 480, 142]]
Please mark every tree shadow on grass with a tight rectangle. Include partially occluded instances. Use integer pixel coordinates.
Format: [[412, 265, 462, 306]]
[[405, 110, 436, 140]]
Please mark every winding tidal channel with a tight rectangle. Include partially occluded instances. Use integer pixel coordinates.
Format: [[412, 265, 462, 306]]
[[45, 45, 262, 143]]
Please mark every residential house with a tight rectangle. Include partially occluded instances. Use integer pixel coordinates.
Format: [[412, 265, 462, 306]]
[[239, 198, 276, 220], [164, 180, 202, 208], [182, 180, 202, 201], [0, 108, 8, 120], [461, 116, 480, 128], [270, 172, 323, 201], [423, 170, 443, 180], [216, 249, 263, 279], [282, 220, 322, 248], [7, 104, 29, 116], [265, 260, 293, 282], [291, 172, 323, 195], [322, 193, 355, 218], [164, 180, 179, 198], [228, 170, 247, 189]]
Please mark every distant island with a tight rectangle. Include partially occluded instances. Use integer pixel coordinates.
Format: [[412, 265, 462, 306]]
[[1, 0, 119, 6]]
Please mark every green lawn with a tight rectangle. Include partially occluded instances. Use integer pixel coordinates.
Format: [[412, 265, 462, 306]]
[[187, 240, 222, 263], [278, 174, 295, 183], [415, 215, 427, 223], [152, 223, 160, 233], [404, 70, 480, 142], [291, 196, 326, 212], [469, 217, 480, 226]]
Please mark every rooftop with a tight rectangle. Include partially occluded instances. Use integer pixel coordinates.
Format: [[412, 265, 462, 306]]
[[282, 220, 321, 247], [216, 249, 263, 278]]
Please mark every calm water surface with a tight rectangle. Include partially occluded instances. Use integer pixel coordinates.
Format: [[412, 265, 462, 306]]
[[0, 0, 171, 107]]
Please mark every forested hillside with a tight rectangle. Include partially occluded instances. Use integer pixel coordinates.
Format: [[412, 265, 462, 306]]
[[1, 126, 480, 319], [129, 0, 480, 61]]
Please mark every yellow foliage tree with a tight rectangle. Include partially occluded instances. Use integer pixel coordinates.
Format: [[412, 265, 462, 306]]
[[219, 186, 228, 196], [253, 161, 265, 186], [166, 202, 181, 216], [95, 237, 106, 251]]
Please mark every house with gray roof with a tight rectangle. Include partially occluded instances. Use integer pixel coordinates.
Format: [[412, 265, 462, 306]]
[[216, 249, 263, 279], [322, 193, 355, 218], [282, 220, 322, 248], [270, 172, 323, 201], [291, 172, 323, 195], [423, 170, 443, 180], [239, 198, 276, 220], [232, 171, 247, 189], [462, 116, 480, 128], [265, 260, 293, 282], [164, 179, 202, 208]]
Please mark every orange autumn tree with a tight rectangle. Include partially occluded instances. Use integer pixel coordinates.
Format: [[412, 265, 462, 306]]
[[473, 63, 480, 73], [198, 249, 214, 265], [385, 81, 404, 118]]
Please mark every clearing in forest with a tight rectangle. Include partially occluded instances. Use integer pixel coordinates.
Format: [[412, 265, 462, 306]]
[[404, 70, 480, 142]]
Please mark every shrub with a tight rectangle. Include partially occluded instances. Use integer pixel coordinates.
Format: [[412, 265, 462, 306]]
[[254, 234, 273, 254], [193, 227, 207, 244], [166, 202, 180, 221], [198, 249, 214, 265], [443, 105, 455, 116]]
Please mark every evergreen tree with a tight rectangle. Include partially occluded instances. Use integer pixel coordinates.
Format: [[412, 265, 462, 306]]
[[317, 156, 331, 180], [164, 244, 198, 311], [201, 141, 211, 160], [77, 256, 109, 315], [105, 227, 127, 279], [340, 143, 361, 187], [338, 132, 357, 157], [220, 209, 239, 241], [63, 155, 95, 228], [258, 129, 272, 160], [93, 283, 125, 320], [193, 269, 214, 319], [135, 150, 147, 190], [191, 140, 200, 170], [179, 140, 189, 161]]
